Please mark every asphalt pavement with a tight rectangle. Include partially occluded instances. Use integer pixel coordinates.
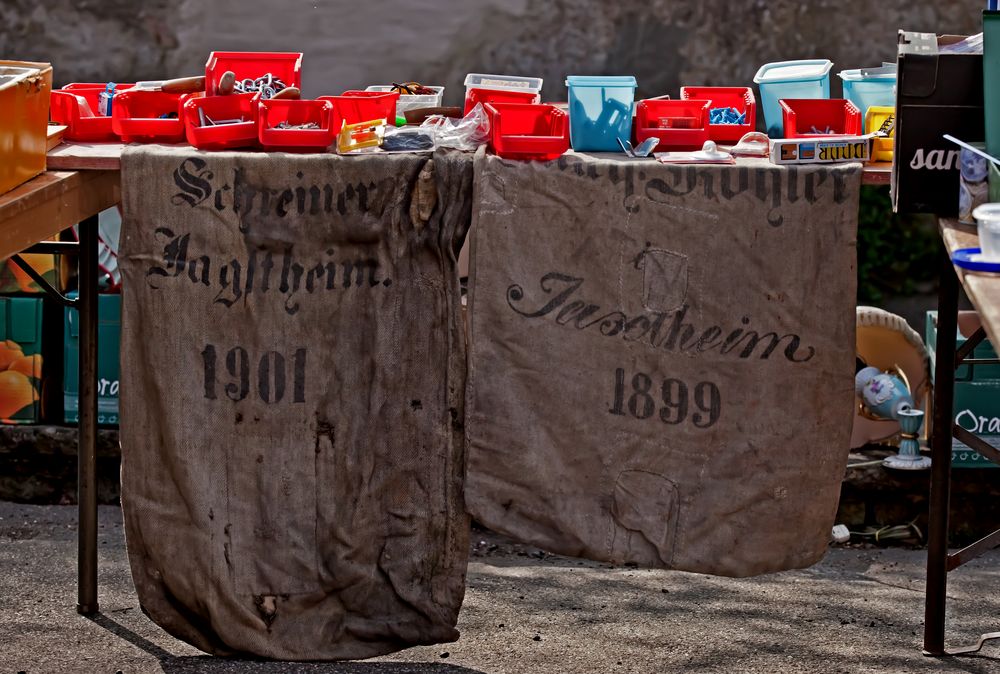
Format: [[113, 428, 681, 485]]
[[1, 501, 998, 673]]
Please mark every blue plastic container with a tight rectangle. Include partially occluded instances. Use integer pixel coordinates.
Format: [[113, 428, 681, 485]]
[[565, 75, 637, 151], [753, 60, 833, 137], [839, 68, 896, 118]]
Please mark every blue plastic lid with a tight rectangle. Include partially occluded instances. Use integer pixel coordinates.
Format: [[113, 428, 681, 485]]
[[952, 248, 1000, 273], [753, 60, 833, 84], [566, 75, 637, 88]]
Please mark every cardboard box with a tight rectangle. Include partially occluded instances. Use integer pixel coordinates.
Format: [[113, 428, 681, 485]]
[[926, 311, 1000, 468], [64, 293, 120, 426], [0, 297, 44, 423], [0, 61, 52, 196], [769, 136, 871, 164], [893, 32, 984, 215]]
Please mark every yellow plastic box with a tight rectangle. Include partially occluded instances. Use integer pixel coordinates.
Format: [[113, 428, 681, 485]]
[[0, 61, 52, 196], [865, 105, 894, 163]]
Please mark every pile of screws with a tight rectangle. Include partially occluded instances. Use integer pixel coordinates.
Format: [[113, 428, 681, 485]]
[[233, 73, 287, 99], [709, 106, 746, 125], [275, 121, 320, 130], [809, 125, 836, 134]]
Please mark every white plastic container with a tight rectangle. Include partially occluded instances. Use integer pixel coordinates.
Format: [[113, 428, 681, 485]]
[[365, 85, 444, 114], [973, 203, 1000, 260], [463, 73, 543, 113], [753, 59, 833, 138]]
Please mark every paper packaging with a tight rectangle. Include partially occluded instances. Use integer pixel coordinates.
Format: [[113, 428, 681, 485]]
[[893, 32, 985, 215], [769, 136, 871, 164]]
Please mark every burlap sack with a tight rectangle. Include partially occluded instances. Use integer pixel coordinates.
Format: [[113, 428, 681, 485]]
[[119, 146, 472, 659], [465, 154, 861, 577]]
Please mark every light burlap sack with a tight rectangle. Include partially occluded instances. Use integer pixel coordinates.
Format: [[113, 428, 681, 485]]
[[119, 146, 472, 659], [465, 154, 861, 577]]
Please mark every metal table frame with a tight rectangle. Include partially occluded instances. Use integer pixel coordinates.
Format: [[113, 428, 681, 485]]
[[923, 247, 1000, 656], [0, 169, 115, 616]]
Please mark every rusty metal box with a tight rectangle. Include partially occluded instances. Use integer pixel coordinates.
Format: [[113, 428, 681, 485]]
[[0, 61, 52, 196]]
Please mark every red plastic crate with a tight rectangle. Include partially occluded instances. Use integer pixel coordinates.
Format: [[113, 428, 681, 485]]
[[110, 90, 186, 143], [635, 99, 711, 150], [50, 83, 136, 142], [183, 93, 259, 151], [257, 98, 337, 151], [464, 87, 540, 115], [205, 51, 302, 96], [779, 98, 861, 138], [680, 86, 756, 143], [484, 102, 569, 160], [319, 90, 399, 130]]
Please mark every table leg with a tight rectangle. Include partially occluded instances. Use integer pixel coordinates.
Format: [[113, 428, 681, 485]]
[[77, 214, 99, 616], [923, 248, 958, 655]]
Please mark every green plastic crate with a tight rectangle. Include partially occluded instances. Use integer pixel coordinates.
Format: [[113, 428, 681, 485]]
[[64, 293, 120, 426], [926, 311, 1000, 468], [0, 296, 43, 423]]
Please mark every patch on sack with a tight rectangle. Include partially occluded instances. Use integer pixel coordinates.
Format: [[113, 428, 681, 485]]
[[635, 248, 688, 313]]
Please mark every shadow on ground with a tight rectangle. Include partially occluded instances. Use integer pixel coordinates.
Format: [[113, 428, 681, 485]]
[[88, 613, 485, 674]]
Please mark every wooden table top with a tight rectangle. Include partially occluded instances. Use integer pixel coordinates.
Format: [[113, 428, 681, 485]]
[[0, 171, 120, 261], [939, 218, 1000, 350]]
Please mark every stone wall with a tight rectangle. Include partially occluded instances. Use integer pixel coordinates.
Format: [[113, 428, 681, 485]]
[[1, 1, 983, 105]]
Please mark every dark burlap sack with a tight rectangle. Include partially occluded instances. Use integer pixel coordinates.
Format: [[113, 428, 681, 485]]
[[465, 154, 861, 577], [119, 146, 471, 659]]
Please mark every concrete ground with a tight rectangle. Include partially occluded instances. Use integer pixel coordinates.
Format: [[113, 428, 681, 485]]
[[1, 502, 998, 674]]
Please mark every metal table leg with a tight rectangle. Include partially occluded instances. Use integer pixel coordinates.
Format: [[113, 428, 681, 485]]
[[77, 214, 99, 615], [923, 248, 958, 655]]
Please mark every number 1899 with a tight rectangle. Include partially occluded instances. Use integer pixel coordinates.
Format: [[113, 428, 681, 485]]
[[609, 368, 720, 428]]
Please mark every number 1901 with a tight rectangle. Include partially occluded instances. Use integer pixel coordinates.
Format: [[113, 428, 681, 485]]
[[609, 368, 720, 428]]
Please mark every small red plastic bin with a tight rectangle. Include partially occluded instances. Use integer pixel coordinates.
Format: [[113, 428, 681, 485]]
[[110, 90, 186, 143], [779, 99, 861, 138], [183, 93, 259, 151], [635, 99, 710, 150], [680, 86, 756, 143], [257, 98, 337, 151], [484, 103, 569, 160], [205, 51, 303, 96], [50, 83, 135, 142], [319, 91, 399, 129], [465, 88, 539, 115]]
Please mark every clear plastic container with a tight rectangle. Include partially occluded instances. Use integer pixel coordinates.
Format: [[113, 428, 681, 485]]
[[464, 73, 542, 113], [366, 85, 444, 113], [973, 203, 1000, 260], [753, 59, 833, 137], [839, 67, 896, 118], [565, 75, 637, 151]]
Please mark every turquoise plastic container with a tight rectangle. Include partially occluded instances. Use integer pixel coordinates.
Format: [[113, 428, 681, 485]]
[[753, 60, 833, 137], [565, 75, 637, 151], [839, 68, 896, 118]]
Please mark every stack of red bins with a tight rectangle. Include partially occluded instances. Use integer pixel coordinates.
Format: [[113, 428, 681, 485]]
[[49, 83, 136, 142], [680, 86, 756, 143], [634, 98, 711, 150], [484, 102, 569, 161]]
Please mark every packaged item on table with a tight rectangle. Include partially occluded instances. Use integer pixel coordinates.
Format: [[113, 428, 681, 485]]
[[421, 103, 490, 151], [769, 135, 872, 164], [337, 118, 386, 154]]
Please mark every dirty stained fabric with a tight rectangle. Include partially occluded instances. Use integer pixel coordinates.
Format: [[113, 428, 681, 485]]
[[119, 145, 472, 660], [465, 154, 861, 577]]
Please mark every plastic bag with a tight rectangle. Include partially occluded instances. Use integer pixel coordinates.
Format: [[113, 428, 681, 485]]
[[382, 127, 435, 153], [940, 33, 983, 54], [420, 103, 490, 151]]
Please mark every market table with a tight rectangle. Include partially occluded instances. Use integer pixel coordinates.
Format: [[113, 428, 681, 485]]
[[0, 169, 120, 615], [924, 218, 1000, 656]]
